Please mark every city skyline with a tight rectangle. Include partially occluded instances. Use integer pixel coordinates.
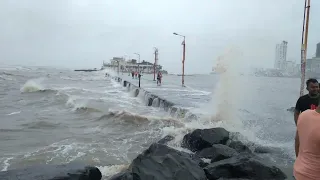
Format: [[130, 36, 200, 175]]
[[274, 41, 288, 70]]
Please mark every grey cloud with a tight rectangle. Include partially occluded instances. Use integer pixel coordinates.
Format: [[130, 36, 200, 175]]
[[0, 0, 319, 73]]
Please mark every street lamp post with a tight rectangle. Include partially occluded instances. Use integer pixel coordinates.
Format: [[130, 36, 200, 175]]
[[153, 47, 158, 81], [134, 53, 141, 87], [173, 32, 186, 87], [134, 53, 141, 73]]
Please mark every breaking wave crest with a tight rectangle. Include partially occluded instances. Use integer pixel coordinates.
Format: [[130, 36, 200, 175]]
[[20, 79, 57, 93], [97, 109, 185, 128], [100, 109, 149, 122], [65, 96, 102, 113]]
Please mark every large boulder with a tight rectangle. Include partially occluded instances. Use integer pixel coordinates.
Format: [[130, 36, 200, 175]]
[[217, 179, 251, 180], [142, 143, 206, 167], [204, 153, 287, 180], [110, 143, 207, 180], [228, 140, 283, 154], [227, 140, 252, 153], [253, 145, 284, 154], [157, 135, 175, 145], [182, 127, 230, 152], [109, 171, 136, 180], [196, 144, 238, 163], [0, 162, 102, 180]]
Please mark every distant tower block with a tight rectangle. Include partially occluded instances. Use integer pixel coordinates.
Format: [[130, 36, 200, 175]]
[[316, 42, 320, 58]]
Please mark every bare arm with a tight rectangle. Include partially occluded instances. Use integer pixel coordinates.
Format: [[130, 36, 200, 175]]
[[294, 97, 301, 126], [294, 110, 300, 126], [295, 129, 300, 157]]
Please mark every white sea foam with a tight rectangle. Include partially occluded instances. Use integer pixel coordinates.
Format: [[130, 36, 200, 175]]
[[97, 164, 129, 179], [20, 78, 45, 92]]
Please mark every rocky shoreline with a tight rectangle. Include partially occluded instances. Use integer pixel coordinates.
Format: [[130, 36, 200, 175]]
[[0, 162, 102, 180], [0, 128, 292, 180], [110, 127, 289, 180]]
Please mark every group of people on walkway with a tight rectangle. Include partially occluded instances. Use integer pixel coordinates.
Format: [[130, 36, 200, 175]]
[[130, 71, 140, 79], [293, 78, 320, 179], [129, 71, 163, 86]]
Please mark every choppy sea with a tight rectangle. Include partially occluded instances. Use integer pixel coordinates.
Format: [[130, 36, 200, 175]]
[[0, 65, 298, 179]]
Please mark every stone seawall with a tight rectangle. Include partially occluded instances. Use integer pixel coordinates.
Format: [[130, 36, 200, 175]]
[[105, 73, 197, 120]]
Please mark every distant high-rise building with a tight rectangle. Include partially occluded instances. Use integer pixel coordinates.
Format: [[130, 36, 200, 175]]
[[274, 41, 288, 71], [316, 42, 320, 58]]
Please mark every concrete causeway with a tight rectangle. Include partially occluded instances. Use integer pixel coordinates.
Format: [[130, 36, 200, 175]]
[[105, 73, 197, 120]]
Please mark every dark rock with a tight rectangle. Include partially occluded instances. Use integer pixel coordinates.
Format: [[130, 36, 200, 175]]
[[228, 136, 280, 154], [110, 143, 207, 180], [253, 145, 283, 154], [0, 163, 102, 180], [198, 161, 210, 168], [157, 135, 175, 145], [182, 128, 230, 152], [196, 144, 238, 163], [204, 153, 287, 180], [143, 143, 205, 168], [228, 140, 251, 153], [217, 178, 251, 180], [109, 170, 137, 180]]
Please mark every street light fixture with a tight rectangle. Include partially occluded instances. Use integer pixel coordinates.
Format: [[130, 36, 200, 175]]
[[114, 59, 120, 75], [134, 53, 140, 63], [134, 53, 141, 73], [173, 32, 186, 87]]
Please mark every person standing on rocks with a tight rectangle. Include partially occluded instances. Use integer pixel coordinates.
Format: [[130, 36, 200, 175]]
[[294, 100, 320, 179], [294, 78, 319, 125]]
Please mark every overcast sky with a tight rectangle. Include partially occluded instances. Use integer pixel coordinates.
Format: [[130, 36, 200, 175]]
[[0, 0, 319, 74]]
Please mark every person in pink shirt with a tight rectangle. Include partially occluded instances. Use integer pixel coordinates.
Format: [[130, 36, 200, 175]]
[[294, 104, 320, 179]]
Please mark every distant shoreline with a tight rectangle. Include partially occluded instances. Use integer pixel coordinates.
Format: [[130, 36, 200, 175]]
[[74, 69, 98, 72]]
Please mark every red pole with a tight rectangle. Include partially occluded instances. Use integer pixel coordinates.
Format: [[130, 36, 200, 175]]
[[153, 48, 157, 81], [300, 0, 311, 96], [182, 37, 185, 87], [304, 0, 311, 63]]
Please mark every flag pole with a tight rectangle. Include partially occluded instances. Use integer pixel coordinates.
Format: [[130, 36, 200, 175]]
[[153, 47, 158, 81], [300, 0, 311, 96]]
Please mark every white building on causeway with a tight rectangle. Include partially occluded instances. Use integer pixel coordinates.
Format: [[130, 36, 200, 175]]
[[274, 41, 288, 71], [102, 57, 168, 74]]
